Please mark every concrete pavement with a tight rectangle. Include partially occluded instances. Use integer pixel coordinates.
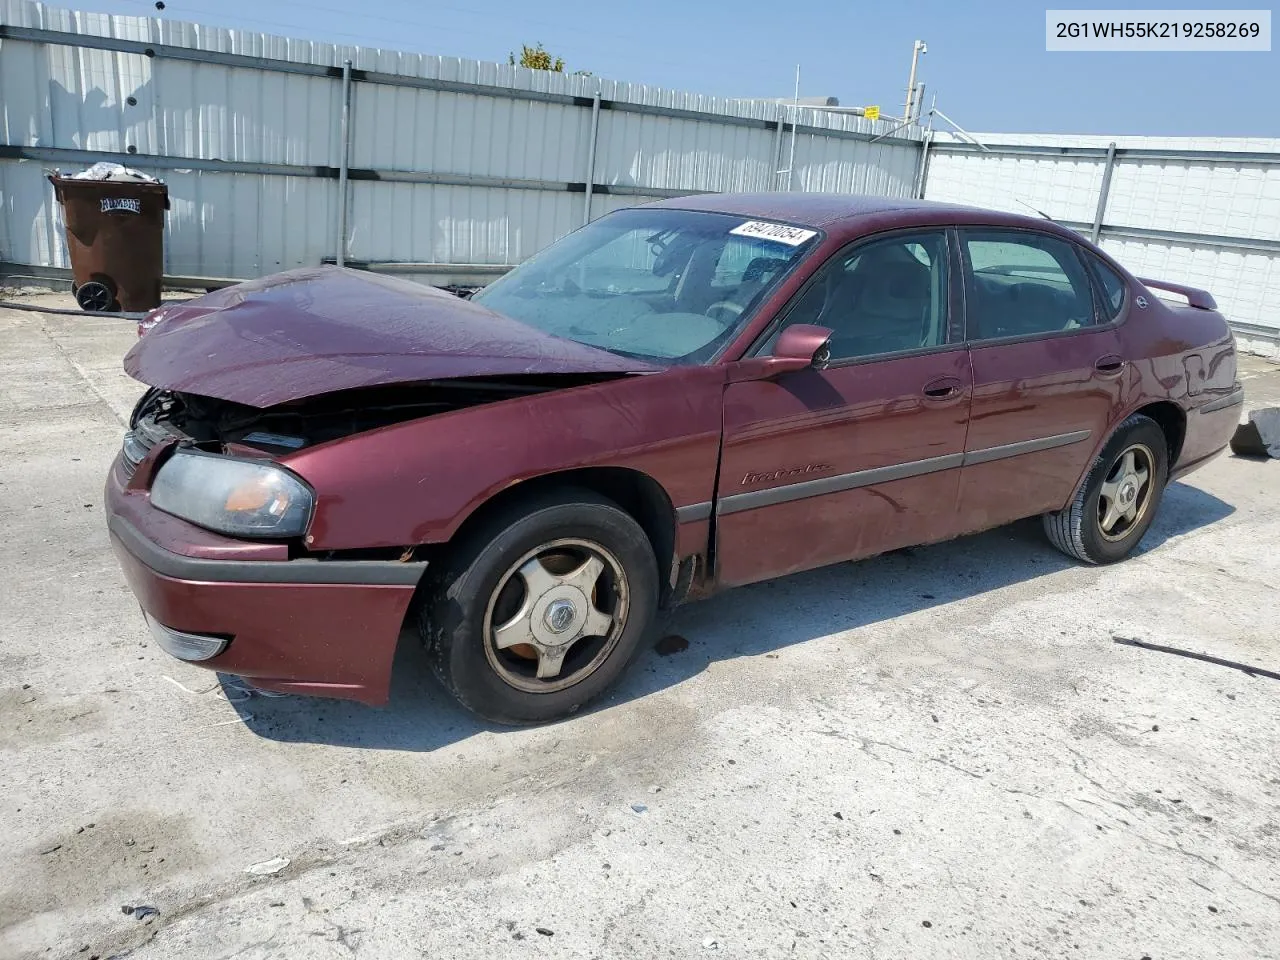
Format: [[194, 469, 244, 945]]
[[1, 296, 1277, 960]]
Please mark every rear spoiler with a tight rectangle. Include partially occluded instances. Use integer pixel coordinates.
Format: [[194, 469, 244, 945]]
[[1137, 277, 1218, 310]]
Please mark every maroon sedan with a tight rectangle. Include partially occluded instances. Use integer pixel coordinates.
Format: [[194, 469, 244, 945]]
[[106, 194, 1243, 723]]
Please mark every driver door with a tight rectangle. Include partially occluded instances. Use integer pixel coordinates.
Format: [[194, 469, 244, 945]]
[[713, 229, 973, 587]]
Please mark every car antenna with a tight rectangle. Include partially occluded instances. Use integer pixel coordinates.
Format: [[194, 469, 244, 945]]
[[1015, 198, 1057, 223]]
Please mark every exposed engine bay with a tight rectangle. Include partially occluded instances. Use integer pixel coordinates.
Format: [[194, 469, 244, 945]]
[[124, 373, 629, 467]]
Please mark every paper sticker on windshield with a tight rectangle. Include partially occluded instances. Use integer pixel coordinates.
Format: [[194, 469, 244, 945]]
[[729, 220, 817, 247]]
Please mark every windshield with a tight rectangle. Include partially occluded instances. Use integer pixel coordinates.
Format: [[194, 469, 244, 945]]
[[471, 207, 820, 365]]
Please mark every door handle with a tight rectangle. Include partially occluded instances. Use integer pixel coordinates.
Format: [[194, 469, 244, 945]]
[[1094, 355, 1127, 375], [922, 376, 963, 400]]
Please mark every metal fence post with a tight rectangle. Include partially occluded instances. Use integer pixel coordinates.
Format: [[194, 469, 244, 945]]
[[786, 105, 799, 191], [1091, 141, 1117, 244], [582, 90, 601, 226], [771, 115, 785, 189], [913, 130, 933, 199], [335, 58, 353, 266]]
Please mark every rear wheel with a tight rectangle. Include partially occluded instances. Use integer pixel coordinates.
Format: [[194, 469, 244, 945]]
[[422, 490, 659, 724], [1043, 414, 1169, 564]]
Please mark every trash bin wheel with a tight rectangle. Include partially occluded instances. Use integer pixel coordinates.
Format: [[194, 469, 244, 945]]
[[75, 280, 120, 313]]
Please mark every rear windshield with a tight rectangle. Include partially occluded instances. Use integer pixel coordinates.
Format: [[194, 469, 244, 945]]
[[472, 208, 820, 365]]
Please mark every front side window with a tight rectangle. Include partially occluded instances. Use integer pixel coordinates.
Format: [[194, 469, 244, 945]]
[[471, 208, 819, 365], [961, 230, 1096, 340], [761, 230, 950, 361]]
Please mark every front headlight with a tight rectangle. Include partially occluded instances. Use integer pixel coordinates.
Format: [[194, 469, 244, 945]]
[[151, 450, 314, 538]]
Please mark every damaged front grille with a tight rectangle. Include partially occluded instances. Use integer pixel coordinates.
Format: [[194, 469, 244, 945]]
[[121, 389, 182, 479], [120, 415, 175, 478]]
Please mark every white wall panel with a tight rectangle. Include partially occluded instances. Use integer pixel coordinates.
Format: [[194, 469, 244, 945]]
[[594, 113, 779, 195], [792, 135, 919, 196], [2, 0, 924, 280], [346, 182, 580, 265], [925, 133, 1280, 338], [923, 151, 1105, 223], [1106, 160, 1280, 240], [0, 161, 61, 268], [1099, 236, 1280, 330], [4, 0, 1268, 349]]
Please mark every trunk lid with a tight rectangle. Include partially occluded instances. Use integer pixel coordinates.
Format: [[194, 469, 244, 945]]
[[124, 267, 655, 407]]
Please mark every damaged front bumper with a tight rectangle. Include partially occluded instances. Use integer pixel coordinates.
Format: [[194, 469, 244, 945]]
[[105, 454, 426, 704]]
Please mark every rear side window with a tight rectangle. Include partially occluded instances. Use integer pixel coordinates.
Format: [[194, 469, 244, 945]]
[[961, 230, 1096, 340], [1086, 253, 1127, 320]]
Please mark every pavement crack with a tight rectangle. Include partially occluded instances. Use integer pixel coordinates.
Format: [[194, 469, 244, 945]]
[[223, 936, 280, 959], [37, 316, 128, 426], [929, 757, 984, 778], [599, 887, 655, 952], [1007, 781, 1280, 910], [1061, 743, 1135, 811], [814, 730, 914, 767], [303, 894, 365, 956], [1129, 833, 1280, 908]]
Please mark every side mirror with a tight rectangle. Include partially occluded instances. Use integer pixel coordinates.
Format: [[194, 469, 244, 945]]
[[727, 324, 833, 382]]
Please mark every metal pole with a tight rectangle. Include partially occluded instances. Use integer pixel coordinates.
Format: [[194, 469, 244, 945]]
[[1091, 141, 1117, 244], [771, 115, 785, 189], [335, 58, 352, 267], [786, 106, 798, 191], [912, 83, 926, 122], [582, 91, 601, 226], [914, 130, 933, 199], [931, 108, 991, 152], [786, 65, 799, 190], [904, 41, 926, 125]]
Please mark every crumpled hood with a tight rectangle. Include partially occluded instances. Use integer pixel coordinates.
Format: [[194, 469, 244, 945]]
[[124, 266, 656, 407]]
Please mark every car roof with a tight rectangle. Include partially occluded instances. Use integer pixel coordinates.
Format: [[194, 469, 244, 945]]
[[645, 192, 1071, 236]]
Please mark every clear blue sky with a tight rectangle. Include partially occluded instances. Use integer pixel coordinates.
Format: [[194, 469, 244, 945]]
[[86, 0, 1277, 136]]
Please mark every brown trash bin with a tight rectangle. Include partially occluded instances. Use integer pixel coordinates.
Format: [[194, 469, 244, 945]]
[[48, 174, 169, 312]]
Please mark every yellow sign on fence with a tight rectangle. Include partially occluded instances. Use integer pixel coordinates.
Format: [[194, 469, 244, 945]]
[[864, 105, 880, 121]]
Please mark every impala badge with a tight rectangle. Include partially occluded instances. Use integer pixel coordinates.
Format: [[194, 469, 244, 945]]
[[742, 463, 833, 486]]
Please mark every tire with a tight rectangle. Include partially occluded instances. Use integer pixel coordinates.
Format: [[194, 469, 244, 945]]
[[421, 489, 659, 725], [1043, 413, 1169, 564]]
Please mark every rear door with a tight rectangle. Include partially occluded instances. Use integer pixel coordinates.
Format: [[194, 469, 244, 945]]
[[954, 227, 1127, 534], [714, 229, 972, 588]]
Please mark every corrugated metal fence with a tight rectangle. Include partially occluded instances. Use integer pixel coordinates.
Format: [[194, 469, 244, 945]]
[[0, 0, 921, 284], [922, 132, 1280, 353], [2, 1, 1278, 352]]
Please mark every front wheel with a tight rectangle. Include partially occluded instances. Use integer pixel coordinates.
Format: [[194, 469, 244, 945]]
[[1043, 413, 1169, 564], [422, 490, 659, 724]]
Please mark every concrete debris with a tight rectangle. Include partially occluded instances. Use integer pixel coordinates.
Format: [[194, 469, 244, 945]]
[[244, 857, 290, 876], [1229, 408, 1280, 458]]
